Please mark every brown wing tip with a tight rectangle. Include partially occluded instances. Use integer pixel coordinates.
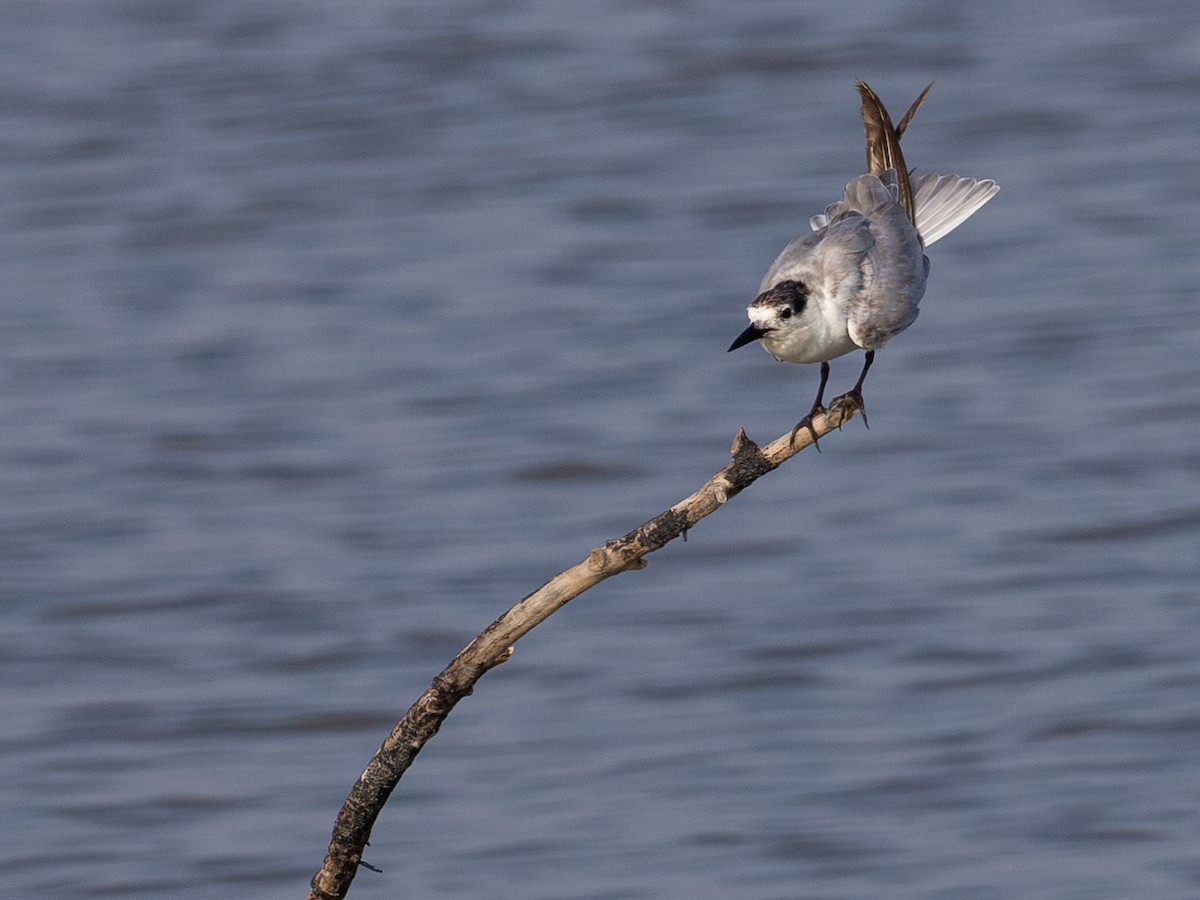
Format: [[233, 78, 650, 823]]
[[855, 80, 882, 110], [856, 81, 897, 142], [895, 80, 935, 137], [852, 81, 916, 223]]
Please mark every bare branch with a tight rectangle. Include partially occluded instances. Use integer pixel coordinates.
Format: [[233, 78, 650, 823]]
[[308, 398, 863, 900]]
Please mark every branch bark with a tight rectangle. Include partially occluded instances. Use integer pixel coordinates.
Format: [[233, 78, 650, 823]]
[[308, 398, 863, 899]]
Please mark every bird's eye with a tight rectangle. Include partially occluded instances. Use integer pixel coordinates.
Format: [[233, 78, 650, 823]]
[[780, 308, 793, 319]]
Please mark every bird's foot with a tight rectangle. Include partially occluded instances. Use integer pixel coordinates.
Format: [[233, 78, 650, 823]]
[[828, 390, 869, 429], [789, 405, 826, 451]]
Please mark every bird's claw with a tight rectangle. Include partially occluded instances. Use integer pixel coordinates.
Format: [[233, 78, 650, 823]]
[[829, 391, 869, 429], [789, 407, 825, 451]]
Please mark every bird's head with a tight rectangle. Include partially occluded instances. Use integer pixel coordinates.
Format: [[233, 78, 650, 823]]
[[727, 280, 809, 352]]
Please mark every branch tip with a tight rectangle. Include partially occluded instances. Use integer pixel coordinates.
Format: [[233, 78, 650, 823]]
[[731, 427, 757, 457]]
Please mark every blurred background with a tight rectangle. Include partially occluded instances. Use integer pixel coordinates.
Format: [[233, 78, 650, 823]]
[[3, 1, 1199, 897]]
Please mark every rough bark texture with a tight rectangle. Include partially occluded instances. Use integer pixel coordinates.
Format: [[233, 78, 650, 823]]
[[308, 397, 862, 900]]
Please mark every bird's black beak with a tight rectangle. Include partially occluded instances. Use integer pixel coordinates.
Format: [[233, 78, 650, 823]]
[[727, 324, 768, 352]]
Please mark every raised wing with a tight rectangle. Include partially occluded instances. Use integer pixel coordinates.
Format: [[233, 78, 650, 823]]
[[857, 80, 915, 223], [895, 81, 934, 139]]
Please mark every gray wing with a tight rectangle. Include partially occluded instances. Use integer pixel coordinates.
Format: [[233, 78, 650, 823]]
[[840, 173, 930, 350]]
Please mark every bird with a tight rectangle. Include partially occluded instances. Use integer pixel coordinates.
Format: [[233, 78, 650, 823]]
[[728, 81, 999, 446]]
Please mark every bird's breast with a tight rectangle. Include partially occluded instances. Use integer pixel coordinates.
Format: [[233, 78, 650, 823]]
[[760, 315, 858, 364]]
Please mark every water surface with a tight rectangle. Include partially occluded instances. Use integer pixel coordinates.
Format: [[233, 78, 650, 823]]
[[3, 2, 1200, 898]]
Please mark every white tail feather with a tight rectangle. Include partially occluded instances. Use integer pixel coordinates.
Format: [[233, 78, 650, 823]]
[[912, 173, 999, 246]]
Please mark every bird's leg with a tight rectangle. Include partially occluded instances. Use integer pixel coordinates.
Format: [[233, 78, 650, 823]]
[[789, 361, 831, 450], [831, 350, 874, 428]]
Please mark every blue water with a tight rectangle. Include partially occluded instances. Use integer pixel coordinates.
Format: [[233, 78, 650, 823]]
[[3, 1, 1200, 897]]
